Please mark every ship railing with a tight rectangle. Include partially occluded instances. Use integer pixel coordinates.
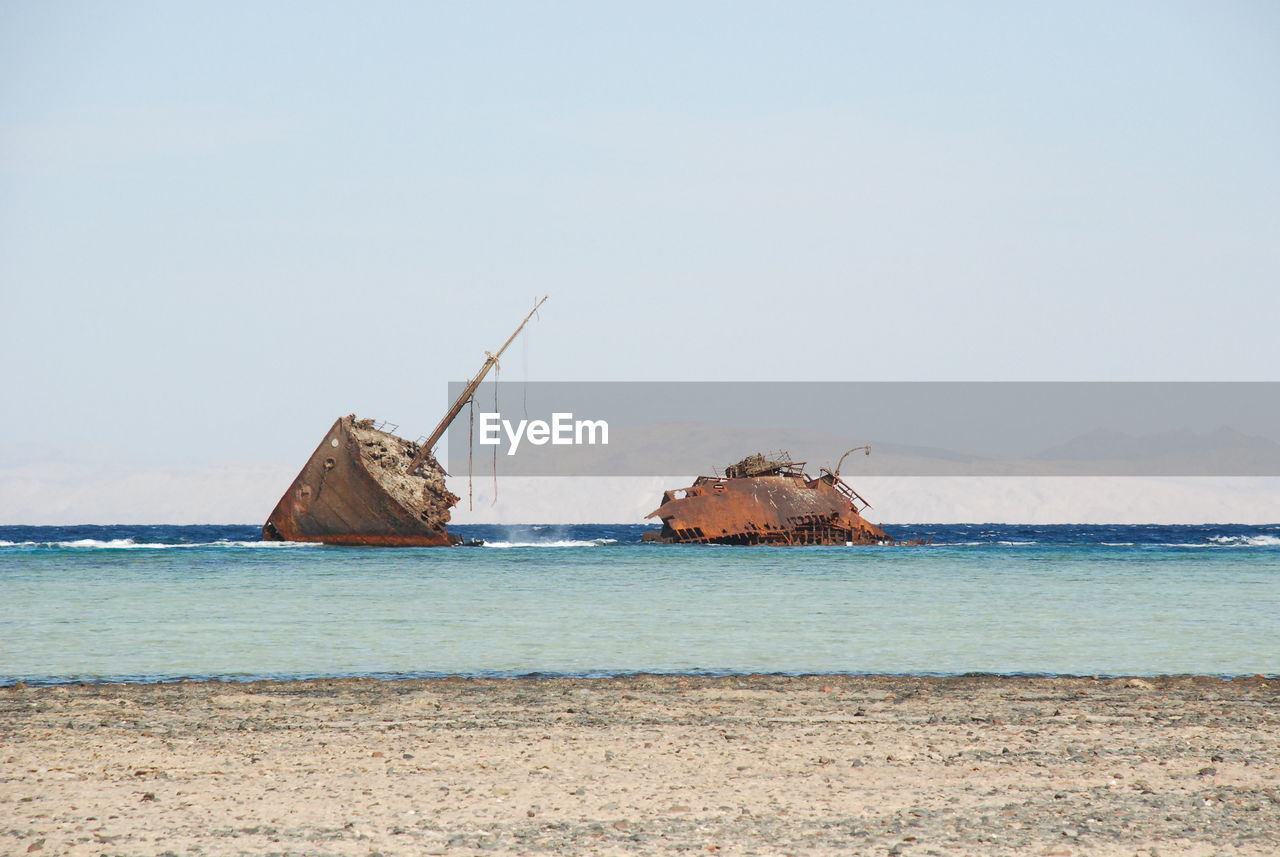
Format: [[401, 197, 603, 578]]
[[760, 451, 804, 475], [372, 420, 400, 434], [716, 450, 803, 479], [823, 468, 872, 512]]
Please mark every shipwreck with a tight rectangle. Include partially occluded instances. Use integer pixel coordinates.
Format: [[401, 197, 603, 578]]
[[261, 297, 547, 546], [642, 448, 888, 546]]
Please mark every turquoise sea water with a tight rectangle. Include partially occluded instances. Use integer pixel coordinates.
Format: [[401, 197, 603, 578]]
[[1, 524, 1277, 684]]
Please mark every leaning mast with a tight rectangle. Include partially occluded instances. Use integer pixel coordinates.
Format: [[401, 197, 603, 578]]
[[405, 295, 548, 474]]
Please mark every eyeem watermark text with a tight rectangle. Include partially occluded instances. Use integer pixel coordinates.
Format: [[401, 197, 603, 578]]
[[478, 412, 609, 455]]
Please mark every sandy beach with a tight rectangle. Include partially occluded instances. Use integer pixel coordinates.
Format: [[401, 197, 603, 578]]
[[2, 674, 1277, 856]]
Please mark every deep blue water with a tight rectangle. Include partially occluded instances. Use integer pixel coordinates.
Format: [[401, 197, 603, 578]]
[[2, 523, 1277, 684]]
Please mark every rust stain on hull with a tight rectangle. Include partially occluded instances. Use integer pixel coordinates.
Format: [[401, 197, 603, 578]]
[[644, 452, 888, 546]]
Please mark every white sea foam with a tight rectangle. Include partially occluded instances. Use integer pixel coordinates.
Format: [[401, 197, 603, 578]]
[[0, 539, 322, 550], [996, 540, 1036, 546], [1206, 535, 1280, 547], [1165, 538, 1279, 548], [483, 539, 616, 548], [1100, 542, 1135, 546], [59, 538, 142, 549], [207, 540, 325, 549]]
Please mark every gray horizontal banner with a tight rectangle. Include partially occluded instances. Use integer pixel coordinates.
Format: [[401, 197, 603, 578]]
[[443, 382, 1280, 477]]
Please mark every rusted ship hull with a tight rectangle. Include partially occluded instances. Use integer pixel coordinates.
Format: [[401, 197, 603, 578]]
[[262, 416, 459, 546], [644, 454, 888, 546]]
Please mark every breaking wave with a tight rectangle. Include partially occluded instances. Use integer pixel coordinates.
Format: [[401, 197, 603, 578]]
[[0, 539, 322, 550], [1161, 536, 1280, 548], [482, 538, 618, 548], [1205, 535, 1280, 547]]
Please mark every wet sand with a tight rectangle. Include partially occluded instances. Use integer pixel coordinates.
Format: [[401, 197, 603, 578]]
[[2, 674, 1277, 856]]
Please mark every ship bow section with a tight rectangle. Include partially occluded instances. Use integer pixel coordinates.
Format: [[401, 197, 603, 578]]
[[262, 416, 459, 546]]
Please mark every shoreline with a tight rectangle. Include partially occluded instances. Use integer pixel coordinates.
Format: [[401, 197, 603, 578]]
[[3, 674, 1277, 855], [3, 669, 1278, 688]]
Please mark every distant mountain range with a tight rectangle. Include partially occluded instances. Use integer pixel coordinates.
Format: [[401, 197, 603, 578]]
[[451, 424, 1280, 476]]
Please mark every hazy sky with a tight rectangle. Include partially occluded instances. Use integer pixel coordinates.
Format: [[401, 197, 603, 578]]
[[3, 1, 1278, 475]]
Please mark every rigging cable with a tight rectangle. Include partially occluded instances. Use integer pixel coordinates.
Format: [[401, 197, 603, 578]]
[[492, 360, 500, 505], [467, 397, 474, 511]]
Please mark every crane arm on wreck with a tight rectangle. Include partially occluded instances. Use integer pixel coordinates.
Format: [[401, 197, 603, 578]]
[[404, 295, 549, 475], [818, 445, 874, 513]]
